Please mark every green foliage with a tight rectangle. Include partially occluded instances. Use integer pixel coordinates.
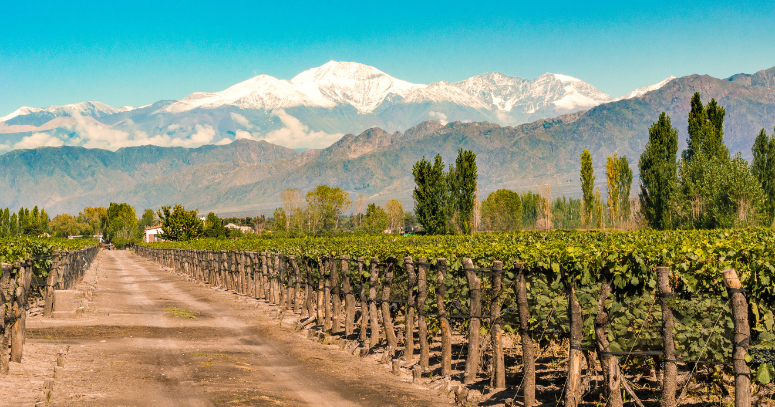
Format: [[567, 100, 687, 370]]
[[448, 149, 478, 235], [156, 205, 203, 241], [0, 236, 98, 279], [752, 128, 775, 224], [481, 189, 522, 232], [0, 206, 50, 237], [305, 185, 351, 231], [106, 202, 138, 241], [413, 154, 450, 235], [551, 197, 582, 229], [520, 191, 541, 229], [203, 212, 230, 238], [684, 93, 729, 163], [580, 149, 595, 227], [272, 208, 287, 232], [361, 203, 389, 232], [639, 112, 679, 230]]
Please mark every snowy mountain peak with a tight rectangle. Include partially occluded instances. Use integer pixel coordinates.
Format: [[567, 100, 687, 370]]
[[0, 101, 120, 123], [618, 76, 677, 100], [550, 73, 583, 83]]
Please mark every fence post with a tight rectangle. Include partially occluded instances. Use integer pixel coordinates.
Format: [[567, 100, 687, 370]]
[[436, 258, 452, 377], [380, 259, 398, 352], [720, 269, 751, 407], [358, 257, 368, 344], [490, 260, 505, 389], [44, 251, 61, 317], [595, 270, 623, 407], [463, 258, 481, 385], [404, 257, 416, 361], [369, 257, 381, 349], [657, 266, 677, 407], [324, 258, 332, 331], [1, 263, 12, 374], [11, 262, 26, 363], [316, 258, 325, 327], [331, 257, 342, 334], [565, 270, 584, 407], [342, 256, 355, 336], [515, 264, 535, 406], [292, 256, 302, 314], [417, 257, 429, 371], [305, 258, 315, 319]]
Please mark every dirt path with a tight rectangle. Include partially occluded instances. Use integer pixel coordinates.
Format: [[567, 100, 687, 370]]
[[25, 251, 451, 406]]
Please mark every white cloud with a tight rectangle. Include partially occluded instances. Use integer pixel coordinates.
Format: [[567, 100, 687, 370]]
[[428, 111, 448, 125], [215, 138, 233, 145], [0, 143, 11, 151], [13, 132, 64, 149], [261, 109, 343, 149], [235, 130, 254, 140], [145, 124, 217, 148], [230, 112, 252, 128]]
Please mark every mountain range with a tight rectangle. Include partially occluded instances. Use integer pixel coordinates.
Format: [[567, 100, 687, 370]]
[[0, 65, 773, 216], [0, 61, 672, 152]]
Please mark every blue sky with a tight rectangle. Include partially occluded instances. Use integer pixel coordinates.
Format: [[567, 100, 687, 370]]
[[1, 0, 773, 115]]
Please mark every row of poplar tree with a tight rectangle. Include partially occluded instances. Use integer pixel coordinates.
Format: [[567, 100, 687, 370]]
[[639, 93, 775, 229], [0, 206, 50, 237]]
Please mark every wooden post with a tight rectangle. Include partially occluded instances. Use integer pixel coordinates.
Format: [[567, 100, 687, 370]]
[[436, 258, 452, 377], [262, 252, 270, 301], [515, 265, 535, 406], [369, 257, 381, 348], [44, 251, 61, 317], [1, 263, 11, 374], [11, 262, 28, 363], [341, 256, 356, 336], [316, 259, 325, 327], [305, 258, 315, 319], [323, 258, 333, 331], [331, 257, 342, 334], [274, 254, 282, 305], [595, 271, 622, 407], [279, 255, 287, 310], [358, 257, 368, 344], [285, 257, 293, 311], [404, 257, 416, 361], [381, 258, 398, 349], [657, 266, 677, 407], [565, 274, 584, 407], [417, 257, 429, 371], [463, 258, 481, 385], [720, 269, 751, 407], [490, 261, 505, 389], [292, 256, 302, 314]]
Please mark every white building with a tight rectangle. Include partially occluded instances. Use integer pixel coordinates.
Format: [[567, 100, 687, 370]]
[[143, 225, 163, 243], [225, 223, 254, 234]]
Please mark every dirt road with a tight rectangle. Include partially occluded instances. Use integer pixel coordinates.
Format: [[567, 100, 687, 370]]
[[25, 251, 451, 406]]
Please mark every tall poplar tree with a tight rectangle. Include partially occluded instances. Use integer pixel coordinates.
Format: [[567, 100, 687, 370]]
[[639, 112, 679, 230], [616, 156, 633, 224], [752, 127, 775, 223], [413, 154, 449, 235], [605, 155, 620, 225], [448, 149, 478, 235], [580, 149, 595, 228]]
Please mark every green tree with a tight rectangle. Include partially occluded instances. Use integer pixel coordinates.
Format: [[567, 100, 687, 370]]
[[413, 154, 450, 235], [40, 209, 49, 234], [639, 112, 679, 230], [361, 203, 389, 231], [50, 214, 88, 237], [9, 212, 18, 236], [605, 155, 620, 225], [616, 156, 633, 225], [203, 212, 230, 237], [551, 197, 582, 229], [684, 93, 729, 163], [156, 205, 203, 241], [752, 128, 775, 224], [481, 189, 522, 232], [448, 149, 478, 234], [580, 149, 595, 228], [520, 191, 541, 229], [79, 207, 107, 236], [272, 208, 287, 232], [305, 185, 351, 232], [106, 202, 138, 241]]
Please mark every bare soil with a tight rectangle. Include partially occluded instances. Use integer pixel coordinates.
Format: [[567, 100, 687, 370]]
[[16, 251, 453, 406]]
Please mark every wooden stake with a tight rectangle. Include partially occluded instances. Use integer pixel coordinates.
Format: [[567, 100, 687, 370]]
[[565, 275, 583, 407], [595, 271, 622, 407], [436, 258, 452, 377], [417, 257, 429, 371], [515, 265, 535, 407], [342, 256, 356, 336], [358, 257, 369, 344], [490, 261, 505, 389], [657, 266, 677, 407], [720, 268, 751, 407], [368, 257, 381, 349], [331, 257, 342, 334], [463, 258, 481, 385], [404, 257, 416, 361], [381, 259, 398, 349]]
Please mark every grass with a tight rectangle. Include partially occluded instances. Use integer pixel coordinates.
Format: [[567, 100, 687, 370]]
[[165, 306, 198, 319]]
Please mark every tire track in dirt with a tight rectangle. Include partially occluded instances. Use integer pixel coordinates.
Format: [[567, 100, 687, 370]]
[[26, 250, 448, 406]]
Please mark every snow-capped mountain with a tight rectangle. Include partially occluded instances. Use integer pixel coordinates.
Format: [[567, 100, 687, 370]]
[[0, 61, 673, 152], [617, 76, 677, 100]]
